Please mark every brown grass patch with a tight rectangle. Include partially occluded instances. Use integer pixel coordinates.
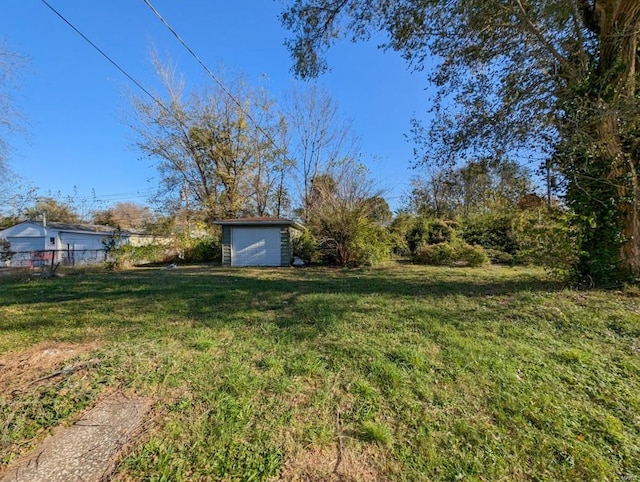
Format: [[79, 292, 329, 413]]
[[279, 443, 386, 482], [0, 341, 101, 393]]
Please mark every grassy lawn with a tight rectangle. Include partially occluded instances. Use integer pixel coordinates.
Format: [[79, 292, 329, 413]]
[[0, 264, 639, 480]]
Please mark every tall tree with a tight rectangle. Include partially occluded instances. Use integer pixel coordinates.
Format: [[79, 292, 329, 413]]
[[24, 197, 80, 224], [92, 202, 153, 229], [286, 83, 358, 222], [307, 159, 389, 265], [282, 0, 640, 283], [408, 159, 534, 218], [0, 41, 25, 191], [130, 60, 291, 223]]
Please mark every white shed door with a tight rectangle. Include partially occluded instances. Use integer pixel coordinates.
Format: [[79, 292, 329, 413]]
[[231, 227, 281, 267]]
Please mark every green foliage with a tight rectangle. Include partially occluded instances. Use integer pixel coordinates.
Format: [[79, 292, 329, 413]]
[[282, 0, 640, 282], [292, 229, 317, 263], [175, 236, 221, 263], [391, 215, 460, 259], [414, 241, 456, 265], [388, 212, 414, 256], [462, 212, 519, 255], [0, 238, 13, 262], [112, 244, 169, 267], [457, 242, 489, 267], [305, 162, 392, 267], [484, 248, 515, 265], [102, 228, 124, 268], [512, 208, 579, 279], [315, 216, 391, 267], [348, 222, 392, 266], [414, 239, 488, 267]]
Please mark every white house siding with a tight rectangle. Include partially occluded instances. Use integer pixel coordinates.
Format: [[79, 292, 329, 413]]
[[58, 233, 107, 265], [5, 237, 46, 267], [0, 221, 118, 267]]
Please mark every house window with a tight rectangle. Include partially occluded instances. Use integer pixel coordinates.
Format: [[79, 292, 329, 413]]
[[49, 237, 55, 246]]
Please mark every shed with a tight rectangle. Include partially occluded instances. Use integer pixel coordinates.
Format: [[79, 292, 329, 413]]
[[215, 218, 303, 267]]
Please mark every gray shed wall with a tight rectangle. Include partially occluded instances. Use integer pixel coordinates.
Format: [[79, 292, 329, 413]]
[[221, 226, 232, 266]]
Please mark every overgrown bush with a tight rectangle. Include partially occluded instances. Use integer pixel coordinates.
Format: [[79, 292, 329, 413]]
[[414, 240, 488, 267], [176, 236, 222, 263], [315, 218, 391, 267], [0, 238, 13, 262], [512, 208, 578, 278], [117, 244, 169, 266], [349, 222, 392, 266], [462, 212, 519, 255], [292, 230, 318, 263], [457, 242, 489, 267], [485, 248, 515, 265], [390, 215, 459, 257]]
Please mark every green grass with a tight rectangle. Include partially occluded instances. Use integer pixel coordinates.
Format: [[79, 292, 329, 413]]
[[0, 264, 639, 480]]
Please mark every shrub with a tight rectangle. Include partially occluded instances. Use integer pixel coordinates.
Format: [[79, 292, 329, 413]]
[[349, 222, 392, 266], [462, 212, 519, 254], [457, 243, 489, 267], [512, 208, 578, 278], [414, 240, 488, 267], [177, 236, 222, 263], [485, 248, 515, 265], [414, 241, 456, 265], [0, 238, 14, 262], [292, 230, 318, 263]]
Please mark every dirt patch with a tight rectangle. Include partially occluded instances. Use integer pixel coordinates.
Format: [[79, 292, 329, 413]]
[[0, 342, 100, 393], [279, 444, 386, 481]]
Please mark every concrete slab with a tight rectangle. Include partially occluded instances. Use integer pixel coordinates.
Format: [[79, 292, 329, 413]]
[[1, 392, 151, 482]]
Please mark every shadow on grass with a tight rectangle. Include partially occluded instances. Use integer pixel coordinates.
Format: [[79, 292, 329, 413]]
[[0, 266, 563, 341]]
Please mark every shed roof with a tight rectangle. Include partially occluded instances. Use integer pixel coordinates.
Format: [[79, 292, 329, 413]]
[[214, 217, 304, 230]]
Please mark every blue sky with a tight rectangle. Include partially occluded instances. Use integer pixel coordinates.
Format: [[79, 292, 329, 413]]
[[1, 1, 432, 214]]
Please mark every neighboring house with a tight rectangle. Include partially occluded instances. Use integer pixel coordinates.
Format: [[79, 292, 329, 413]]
[[0, 220, 154, 267], [215, 218, 303, 267]]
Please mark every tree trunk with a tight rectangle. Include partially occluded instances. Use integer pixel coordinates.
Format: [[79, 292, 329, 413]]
[[593, 0, 640, 278]]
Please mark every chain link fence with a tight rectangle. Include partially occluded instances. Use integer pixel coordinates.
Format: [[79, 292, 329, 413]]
[[1, 249, 108, 268]]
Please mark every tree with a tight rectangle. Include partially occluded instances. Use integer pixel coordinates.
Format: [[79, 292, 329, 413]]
[[130, 60, 292, 223], [286, 83, 358, 222], [307, 159, 390, 265], [24, 197, 80, 224], [407, 159, 534, 218], [0, 41, 24, 174], [0, 238, 13, 262], [92, 202, 153, 229], [281, 0, 640, 283]]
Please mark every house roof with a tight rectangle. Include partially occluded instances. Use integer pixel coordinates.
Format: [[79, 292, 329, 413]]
[[44, 222, 120, 234], [0, 221, 129, 237], [214, 217, 304, 230]]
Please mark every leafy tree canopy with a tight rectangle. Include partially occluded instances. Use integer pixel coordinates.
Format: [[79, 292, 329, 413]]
[[24, 197, 80, 224], [281, 0, 640, 283]]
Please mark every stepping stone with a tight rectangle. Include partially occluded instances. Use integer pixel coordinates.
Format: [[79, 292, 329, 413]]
[[1, 392, 151, 482]]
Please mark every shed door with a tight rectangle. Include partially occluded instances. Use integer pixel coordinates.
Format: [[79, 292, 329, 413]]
[[231, 227, 281, 266]]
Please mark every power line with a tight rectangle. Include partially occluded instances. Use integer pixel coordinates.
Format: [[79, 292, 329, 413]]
[[39, 0, 168, 113], [141, 0, 282, 151]]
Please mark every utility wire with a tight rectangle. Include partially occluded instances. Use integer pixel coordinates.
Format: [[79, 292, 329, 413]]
[[39, 0, 168, 113], [141, 0, 282, 150]]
